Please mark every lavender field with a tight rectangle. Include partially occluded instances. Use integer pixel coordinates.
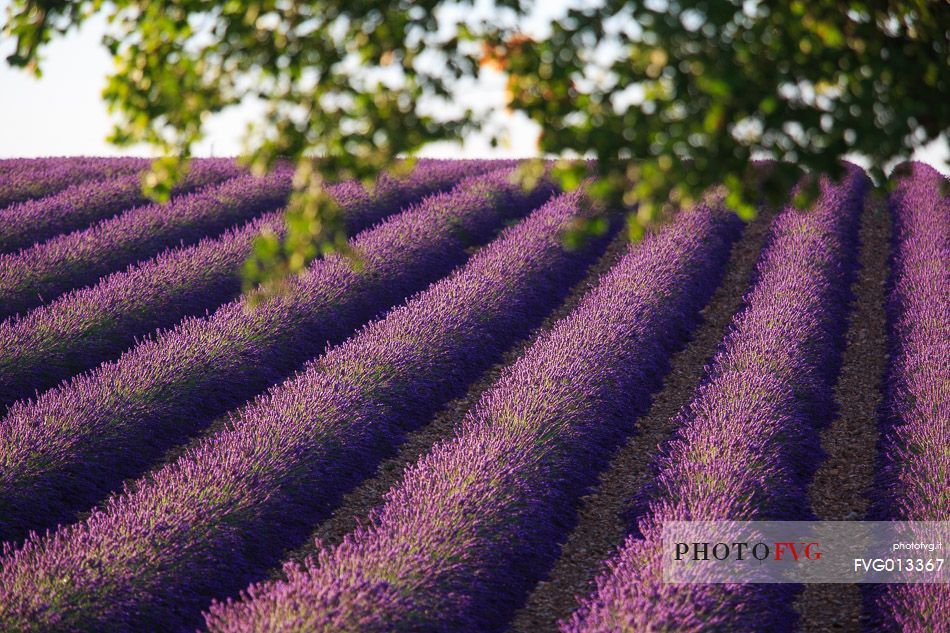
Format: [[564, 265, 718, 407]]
[[0, 157, 946, 632]]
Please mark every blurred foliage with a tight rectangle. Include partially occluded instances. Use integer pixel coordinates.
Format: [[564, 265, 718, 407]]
[[4, 0, 949, 289]]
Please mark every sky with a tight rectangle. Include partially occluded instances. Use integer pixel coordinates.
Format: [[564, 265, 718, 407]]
[[0, 8, 541, 160], [0, 3, 947, 174]]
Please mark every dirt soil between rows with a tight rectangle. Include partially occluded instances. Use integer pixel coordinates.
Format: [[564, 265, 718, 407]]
[[796, 193, 890, 632]]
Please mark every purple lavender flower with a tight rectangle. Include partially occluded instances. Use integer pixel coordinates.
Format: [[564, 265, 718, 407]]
[[0, 158, 243, 254], [0, 168, 553, 545], [0, 159, 491, 409], [0, 170, 295, 320], [562, 164, 868, 633], [0, 184, 606, 632], [200, 198, 742, 633], [870, 162, 950, 632], [0, 157, 150, 207]]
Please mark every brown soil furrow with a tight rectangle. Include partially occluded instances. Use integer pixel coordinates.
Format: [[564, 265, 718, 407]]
[[274, 228, 632, 572], [507, 204, 778, 633], [797, 193, 890, 632]]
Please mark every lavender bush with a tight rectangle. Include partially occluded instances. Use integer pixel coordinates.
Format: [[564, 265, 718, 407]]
[[0, 159, 489, 409], [562, 164, 868, 633], [0, 170, 294, 320], [201, 199, 741, 633], [870, 162, 950, 632], [0, 157, 149, 207], [0, 158, 243, 253], [0, 169, 553, 544], [0, 186, 605, 632]]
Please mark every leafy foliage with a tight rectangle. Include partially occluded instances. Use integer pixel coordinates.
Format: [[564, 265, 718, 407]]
[[4, 0, 949, 284]]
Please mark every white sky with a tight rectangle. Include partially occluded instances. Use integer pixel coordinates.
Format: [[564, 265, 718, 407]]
[[0, 8, 542, 159], [0, 2, 946, 175]]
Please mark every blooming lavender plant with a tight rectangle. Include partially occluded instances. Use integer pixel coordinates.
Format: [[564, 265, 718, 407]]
[[0, 158, 243, 254], [0, 169, 553, 545], [0, 185, 605, 632], [0, 157, 150, 207], [200, 198, 741, 633], [562, 165, 868, 633], [0, 170, 295, 320], [869, 162, 950, 632], [0, 159, 491, 409]]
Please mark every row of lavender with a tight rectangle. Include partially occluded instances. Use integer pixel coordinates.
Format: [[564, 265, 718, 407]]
[[0, 158, 243, 254], [0, 167, 553, 545], [869, 163, 949, 632], [0, 159, 493, 409], [0, 157, 149, 207], [0, 184, 609, 630]]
